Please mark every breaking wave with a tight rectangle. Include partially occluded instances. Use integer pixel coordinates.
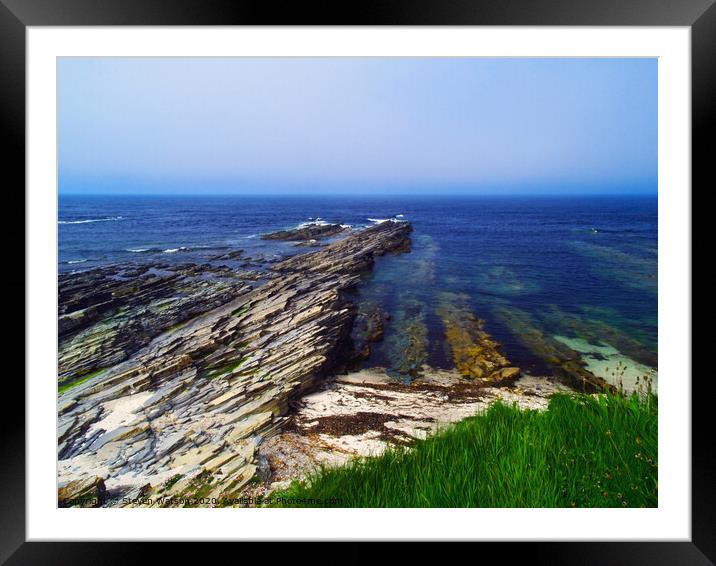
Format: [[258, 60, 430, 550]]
[[59, 216, 124, 225]]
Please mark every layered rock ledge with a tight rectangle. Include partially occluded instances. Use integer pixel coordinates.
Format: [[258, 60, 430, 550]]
[[57, 221, 412, 506], [260, 222, 348, 241]]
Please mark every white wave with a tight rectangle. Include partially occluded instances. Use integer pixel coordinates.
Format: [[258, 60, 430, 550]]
[[163, 247, 188, 253], [297, 219, 332, 228], [59, 216, 123, 225], [66, 259, 89, 264], [126, 248, 150, 253], [396, 214, 404, 218], [368, 216, 406, 224], [340, 224, 353, 229]]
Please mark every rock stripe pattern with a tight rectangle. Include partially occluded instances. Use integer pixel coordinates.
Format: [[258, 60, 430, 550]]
[[57, 221, 412, 506]]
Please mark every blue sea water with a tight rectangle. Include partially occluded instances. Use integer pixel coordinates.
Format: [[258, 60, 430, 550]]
[[58, 194, 657, 377]]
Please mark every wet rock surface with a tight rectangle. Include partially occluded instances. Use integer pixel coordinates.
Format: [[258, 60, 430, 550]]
[[57, 221, 413, 506], [260, 223, 348, 241], [437, 292, 520, 383]]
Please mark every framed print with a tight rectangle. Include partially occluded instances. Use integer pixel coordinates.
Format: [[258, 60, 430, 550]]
[[4, 0, 711, 562]]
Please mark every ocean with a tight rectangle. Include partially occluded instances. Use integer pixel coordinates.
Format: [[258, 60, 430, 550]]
[[58, 194, 658, 386]]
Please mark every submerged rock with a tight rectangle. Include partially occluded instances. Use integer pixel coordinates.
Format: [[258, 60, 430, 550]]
[[347, 304, 389, 364], [491, 304, 613, 392], [437, 293, 519, 383], [383, 295, 429, 380], [541, 304, 658, 369]]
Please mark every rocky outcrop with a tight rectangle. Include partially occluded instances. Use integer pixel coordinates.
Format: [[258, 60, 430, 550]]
[[437, 293, 520, 383], [58, 263, 253, 381], [293, 239, 326, 248], [260, 223, 348, 241], [58, 476, 108, 508], [57, 221, 412, 506], [209, 249, 245, 261]]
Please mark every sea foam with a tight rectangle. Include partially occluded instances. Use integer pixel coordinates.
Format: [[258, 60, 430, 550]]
[[59, 216, 124, 225]]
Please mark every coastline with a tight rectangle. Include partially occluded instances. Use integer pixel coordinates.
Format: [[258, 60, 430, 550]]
[[59, 221, 413, 506], [57, 220, 656, 507]]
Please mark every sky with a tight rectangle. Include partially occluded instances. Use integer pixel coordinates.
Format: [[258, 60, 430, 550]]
[[58, 57, 657, 195]]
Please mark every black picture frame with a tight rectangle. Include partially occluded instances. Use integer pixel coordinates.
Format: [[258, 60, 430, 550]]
[[3, 1, 709, 563]]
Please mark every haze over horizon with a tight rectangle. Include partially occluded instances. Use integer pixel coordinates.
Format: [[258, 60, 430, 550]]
[[59, 58, 657, 196]]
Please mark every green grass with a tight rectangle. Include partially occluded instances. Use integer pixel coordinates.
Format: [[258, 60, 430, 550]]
[[272, 392, 657, 508], [58, 368, 108, 394]]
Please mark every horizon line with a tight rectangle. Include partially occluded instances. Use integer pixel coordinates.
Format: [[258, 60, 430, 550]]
[[59, 191, 658, 198]]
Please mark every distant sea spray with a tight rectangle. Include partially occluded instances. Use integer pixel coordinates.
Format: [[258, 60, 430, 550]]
[[58, 216, 124, 225]]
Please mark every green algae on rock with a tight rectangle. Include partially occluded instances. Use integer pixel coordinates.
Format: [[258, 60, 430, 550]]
[[437, 292, 520, 383]]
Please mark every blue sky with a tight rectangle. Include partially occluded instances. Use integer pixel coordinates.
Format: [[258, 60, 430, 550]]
[[58, 58, 657, 195]]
